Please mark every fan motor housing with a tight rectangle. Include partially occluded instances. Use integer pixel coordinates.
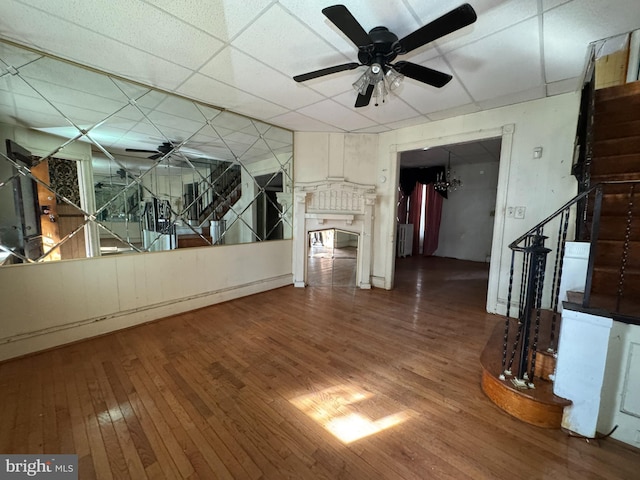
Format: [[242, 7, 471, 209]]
[[358, 26, 399, 65]]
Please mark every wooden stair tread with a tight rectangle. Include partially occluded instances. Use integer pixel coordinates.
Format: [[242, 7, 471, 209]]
[[480, 318, 570, 429], [594, 120, 640, 141], [595, 81, 640, 102]]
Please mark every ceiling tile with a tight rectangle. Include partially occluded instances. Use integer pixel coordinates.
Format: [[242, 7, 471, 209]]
[[2, 0, 639, 134], [477, 85, 546, 111], [16, 0, 223, 70], [296, 99, 378, 132], [2, 1, 193, 91], [295, 69, 358, 98], [232, 3, 349, 78], [542, 0, 572, 11], [412, 0, 538, 55], [395, 57, 474, 114], [149, 0, 273, 42], [198, 47, 325, 110], [332, 91, 420, 124], [176, 73, 289, 119], [447, 17, 542, 101], [426, 103, 481, 121], [280, 0, 420, 54], [268, 111, 337, 132], [544, 0, 640, 83]]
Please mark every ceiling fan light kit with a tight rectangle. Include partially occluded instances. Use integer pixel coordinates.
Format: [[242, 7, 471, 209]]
[[294, 3, 477, 108]]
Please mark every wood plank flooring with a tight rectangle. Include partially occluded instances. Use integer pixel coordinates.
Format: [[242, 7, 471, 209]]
[[1, 256, 639, 479]]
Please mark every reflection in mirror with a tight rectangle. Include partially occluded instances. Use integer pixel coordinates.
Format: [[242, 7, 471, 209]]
[[307, 229, 358, 287], [0, 40, 293, 266]]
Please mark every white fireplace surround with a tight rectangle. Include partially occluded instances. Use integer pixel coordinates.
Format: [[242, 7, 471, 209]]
[[293, 178, 376, 289]]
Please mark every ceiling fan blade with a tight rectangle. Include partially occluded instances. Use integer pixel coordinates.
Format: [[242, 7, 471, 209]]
[[398, 3, 477, 54], [149, 153, 163, 160], [125, 148, 158, 154], [322, 5, 372, 48], [294, 62, 360, 82], [394, 61, 452, 88], [355, 84, 374, 108]]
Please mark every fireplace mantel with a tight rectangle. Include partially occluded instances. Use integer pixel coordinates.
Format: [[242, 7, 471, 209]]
[[293, 179, 376, 288]]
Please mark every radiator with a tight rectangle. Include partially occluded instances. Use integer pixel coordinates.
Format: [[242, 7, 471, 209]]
[[396, 224, 413, 257]]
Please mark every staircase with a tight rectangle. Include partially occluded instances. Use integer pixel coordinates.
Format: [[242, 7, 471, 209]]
[[176, 162, 241, 249], [195, 162, 242, 225], [586, 82, 640, 318], [481, 82, 640, 427]]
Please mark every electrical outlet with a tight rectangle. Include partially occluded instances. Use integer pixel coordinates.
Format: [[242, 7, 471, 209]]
[[507, 207, 515, 218], [515, 206, 526, 219]]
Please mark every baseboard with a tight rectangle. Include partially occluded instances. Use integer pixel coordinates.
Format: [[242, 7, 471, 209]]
[[0, 274, 292, 362], [371, 276, 387, 289]]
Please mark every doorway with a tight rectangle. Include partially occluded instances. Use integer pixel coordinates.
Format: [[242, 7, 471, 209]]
[[395, 137, 501, 297], [307, 229, 358, 287]]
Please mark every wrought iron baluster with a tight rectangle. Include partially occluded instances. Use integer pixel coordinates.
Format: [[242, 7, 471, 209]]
[[501, 251, 516, 379], [549, 208, 570, 351]]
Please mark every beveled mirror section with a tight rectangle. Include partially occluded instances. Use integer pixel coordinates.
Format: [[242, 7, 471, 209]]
[[0, 41, 293, 266]]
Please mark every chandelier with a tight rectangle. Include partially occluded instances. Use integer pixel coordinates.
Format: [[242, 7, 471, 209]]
[[434, 154, 463, 192], [352, 63, 404, 106]]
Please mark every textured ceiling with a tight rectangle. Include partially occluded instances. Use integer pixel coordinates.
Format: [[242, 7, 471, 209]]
[[1, 0, 640, 134]]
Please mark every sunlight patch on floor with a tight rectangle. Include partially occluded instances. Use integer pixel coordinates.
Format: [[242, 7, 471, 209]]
[[290, 385, 411, 443]]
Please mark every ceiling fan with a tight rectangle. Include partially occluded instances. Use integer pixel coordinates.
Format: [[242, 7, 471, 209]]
[[293, 4, 477, 107], [125, 141, 176, 160]]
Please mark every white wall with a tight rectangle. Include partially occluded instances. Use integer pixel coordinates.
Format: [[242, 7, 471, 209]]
[[434, 161, 499, 262], [0, 240, 292, 361], [294, 133, 379, 184]]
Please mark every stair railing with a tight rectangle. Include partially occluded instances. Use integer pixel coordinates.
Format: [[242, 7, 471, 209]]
[[502, 179, 640, 388], [502, 185, 601, 387], [183, 162, 242, 226]]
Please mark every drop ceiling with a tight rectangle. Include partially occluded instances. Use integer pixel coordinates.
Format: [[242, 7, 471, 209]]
[[1, 0, 640, 134]]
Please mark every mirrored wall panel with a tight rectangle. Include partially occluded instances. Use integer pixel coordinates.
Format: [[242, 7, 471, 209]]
[[0, 41, 293, 266]]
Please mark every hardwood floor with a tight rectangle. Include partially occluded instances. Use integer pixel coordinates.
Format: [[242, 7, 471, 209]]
[[1, 256, 639, 479]]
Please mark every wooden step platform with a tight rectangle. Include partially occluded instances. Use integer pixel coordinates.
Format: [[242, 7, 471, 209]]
[[480, 318, 571, 429]]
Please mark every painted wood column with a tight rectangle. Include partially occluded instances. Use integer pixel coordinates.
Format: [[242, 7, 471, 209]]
[[359, 194, 375, 289], [293, 191, 308, 287]]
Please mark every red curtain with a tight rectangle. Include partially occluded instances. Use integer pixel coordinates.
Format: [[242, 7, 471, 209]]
[[422, 183, 443, 256], [408, 181, 423, 256]]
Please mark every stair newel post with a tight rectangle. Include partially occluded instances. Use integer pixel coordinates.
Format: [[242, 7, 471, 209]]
[[529, 236, 550, 386], [517, 234, 551, 384], [583, 185, 603, 308]]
